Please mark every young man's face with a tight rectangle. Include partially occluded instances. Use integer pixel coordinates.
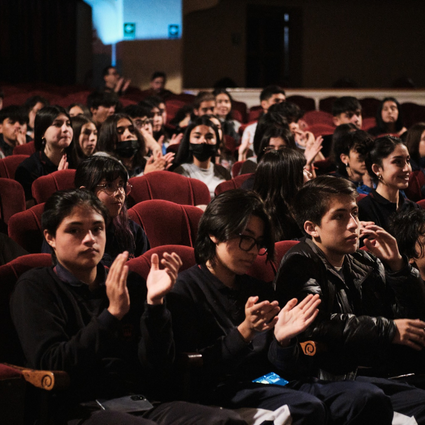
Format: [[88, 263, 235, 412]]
[[341, 148, 367, 179], [28, 101, 45, 129], [0, 118, 22, 145], [150, 77, 165, 92], [334, 110, 362, 129], [261, 93, 286, 113], [306, 195, 360, 267], [91, 104, 116, 125], [194, 100, 215, 117]]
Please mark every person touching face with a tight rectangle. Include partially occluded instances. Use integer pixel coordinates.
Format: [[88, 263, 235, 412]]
[[43, 113, 73, 151]]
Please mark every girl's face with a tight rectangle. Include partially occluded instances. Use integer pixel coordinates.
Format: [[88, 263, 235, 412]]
[[209, 117, 223, 141], [418, 130, 425, 158], [43, 113, 73, 149], [151, 107, 163, 132], [79, 122, 97, 157], [95, 176, 126, 218], [45, 205, 105, 274], [381, 101, 399, 124], [116, 118, 137, 142], [190, 125, 217, 145], [210, 215, 266, 277], [69, 105, 84, 117], [214, 93, 231, 118], [373, 143, 411, 190]]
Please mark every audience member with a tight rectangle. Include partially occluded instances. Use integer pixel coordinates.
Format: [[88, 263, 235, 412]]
[[405, 122, 425, 172], [273, 175, 425, 422], [68, 115, 98, 167], [192, 91, 216, 118], [332, 129, 374, 194], [0, 105, 29, 157], [148, 71, 174, 99], [174, 116, 230, 197], [74, 155, 150, 266], [238, 85, 285, 161], [15, 106, 72, 205], [358, 135, 417, 230], [368, 97, 407, 137], [68, 103, 91, 118], [11, 188, 244, 425], [102, 65, 131, 95], [87, 91, 119, 128], [212, 88, 241, 141], [97, 113, 173, 177], [24, 95, 49, 139]]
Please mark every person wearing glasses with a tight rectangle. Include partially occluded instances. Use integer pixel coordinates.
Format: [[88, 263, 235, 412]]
[[74, 154, 150, 266], [166, 189, 329, 424]]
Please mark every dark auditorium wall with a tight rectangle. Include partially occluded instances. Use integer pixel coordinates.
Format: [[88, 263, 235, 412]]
[[183, 0, 425, 88]]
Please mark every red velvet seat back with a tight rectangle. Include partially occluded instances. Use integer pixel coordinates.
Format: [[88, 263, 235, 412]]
[[0, 155, 29, 179], [12, 141, 35, 156], [128, 200, 203, 248], [0, 253, 52, 363], [8, 204, 45, 253], [214, 173, 253, 197], [127, 245, 196, 280], [31, 169, 76, 204], [127, 171, 211, 207], [405, 170, 425, 202]]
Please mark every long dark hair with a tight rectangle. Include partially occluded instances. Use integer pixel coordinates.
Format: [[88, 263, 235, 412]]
[[375, 97, 404, 133], [257, 126, 296, 163], [253, 147, 305, 241], [212, 88, 234, 121], [74, 155, 135, 254], [69, 115, 97, 167], [174, 116, 220, 165], [405, 122, 425, 165], [97, 113, 146, 171]]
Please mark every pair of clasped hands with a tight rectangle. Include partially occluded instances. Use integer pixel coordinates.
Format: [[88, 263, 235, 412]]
[[106, 251, 183, 320]]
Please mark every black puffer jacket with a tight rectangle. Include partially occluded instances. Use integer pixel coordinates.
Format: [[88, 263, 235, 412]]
[[274, 237, 425, 377]]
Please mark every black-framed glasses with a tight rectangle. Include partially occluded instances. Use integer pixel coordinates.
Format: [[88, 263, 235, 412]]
[[238, 234, 267, 256], [96, 182, 132, 196]]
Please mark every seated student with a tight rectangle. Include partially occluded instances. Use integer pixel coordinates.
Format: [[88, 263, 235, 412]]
[[11, 189, 244, 425], [143, 96, 172, 148], [212, 88, 241, 141], [368, 97, 407, 138], [24, 95, 49, 139], [102, 65, 131, 95], [320, 96, 363, 158], [97, 113, 173, 177], [15, 106, 72, 205], [358, 135, 418, 231], [390, 206, 425, 280], [405, 122, 425, 172], [273, 175, 425, 423], [73, 155, 150, 266], [68, 115, 98, 168], [147, 71, 174, 99], [238, 85, 286, 161], [0, 105, 29, 157], [87, 91, 119, 128], [173, 116, 230, 198], [253, 147, 311, 241], [332, 129, 374, 194], [167, 189, 405, 425], [68, 102, 91, 118], [191, 91, 216, 118]]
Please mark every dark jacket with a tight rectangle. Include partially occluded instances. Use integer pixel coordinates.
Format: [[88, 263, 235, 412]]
[[273, 237, 425, 377]]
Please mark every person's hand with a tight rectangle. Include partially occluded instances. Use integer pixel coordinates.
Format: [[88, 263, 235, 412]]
[[169, 132, 183, 146], [115, 77, 124, 93], [274, 294, 321, 347], [304, 135, 324, 165], [140, 128, 161, 156], [144, 152, 173, 174], [146, 252, 182, 305], [58, 154, 69, 170], [393, 319, 425, 351], [238, 296, 280, 342], [122, 78, 131, 93], [361, 223, 404, 271], [16, 130, 27, 145], [163, 152, 175, 170], [106, 252, 130, 319]]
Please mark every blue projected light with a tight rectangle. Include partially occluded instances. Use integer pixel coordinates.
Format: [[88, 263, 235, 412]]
[[83, 0, 182, 44]]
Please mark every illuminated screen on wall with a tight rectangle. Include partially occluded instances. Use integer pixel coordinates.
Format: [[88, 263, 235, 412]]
[[83, 0, 182, 45]]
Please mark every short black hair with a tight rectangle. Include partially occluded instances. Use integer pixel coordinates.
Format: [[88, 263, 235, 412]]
[[151, 71, 166, 82], [193, 91, 215, 110], [0, 105, 28, 125], [124, 104, 151, 119], [389, 205, 425, 261], [273, 101, 303, 124], [260, 85, 286, 102], [293, 176, 358, 229], [332, 130, 373, 176], [332, 96, 362, 117], [87, 91, 119, 110], [195, 189, 275, 265], [102, 66, 116, 77]]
